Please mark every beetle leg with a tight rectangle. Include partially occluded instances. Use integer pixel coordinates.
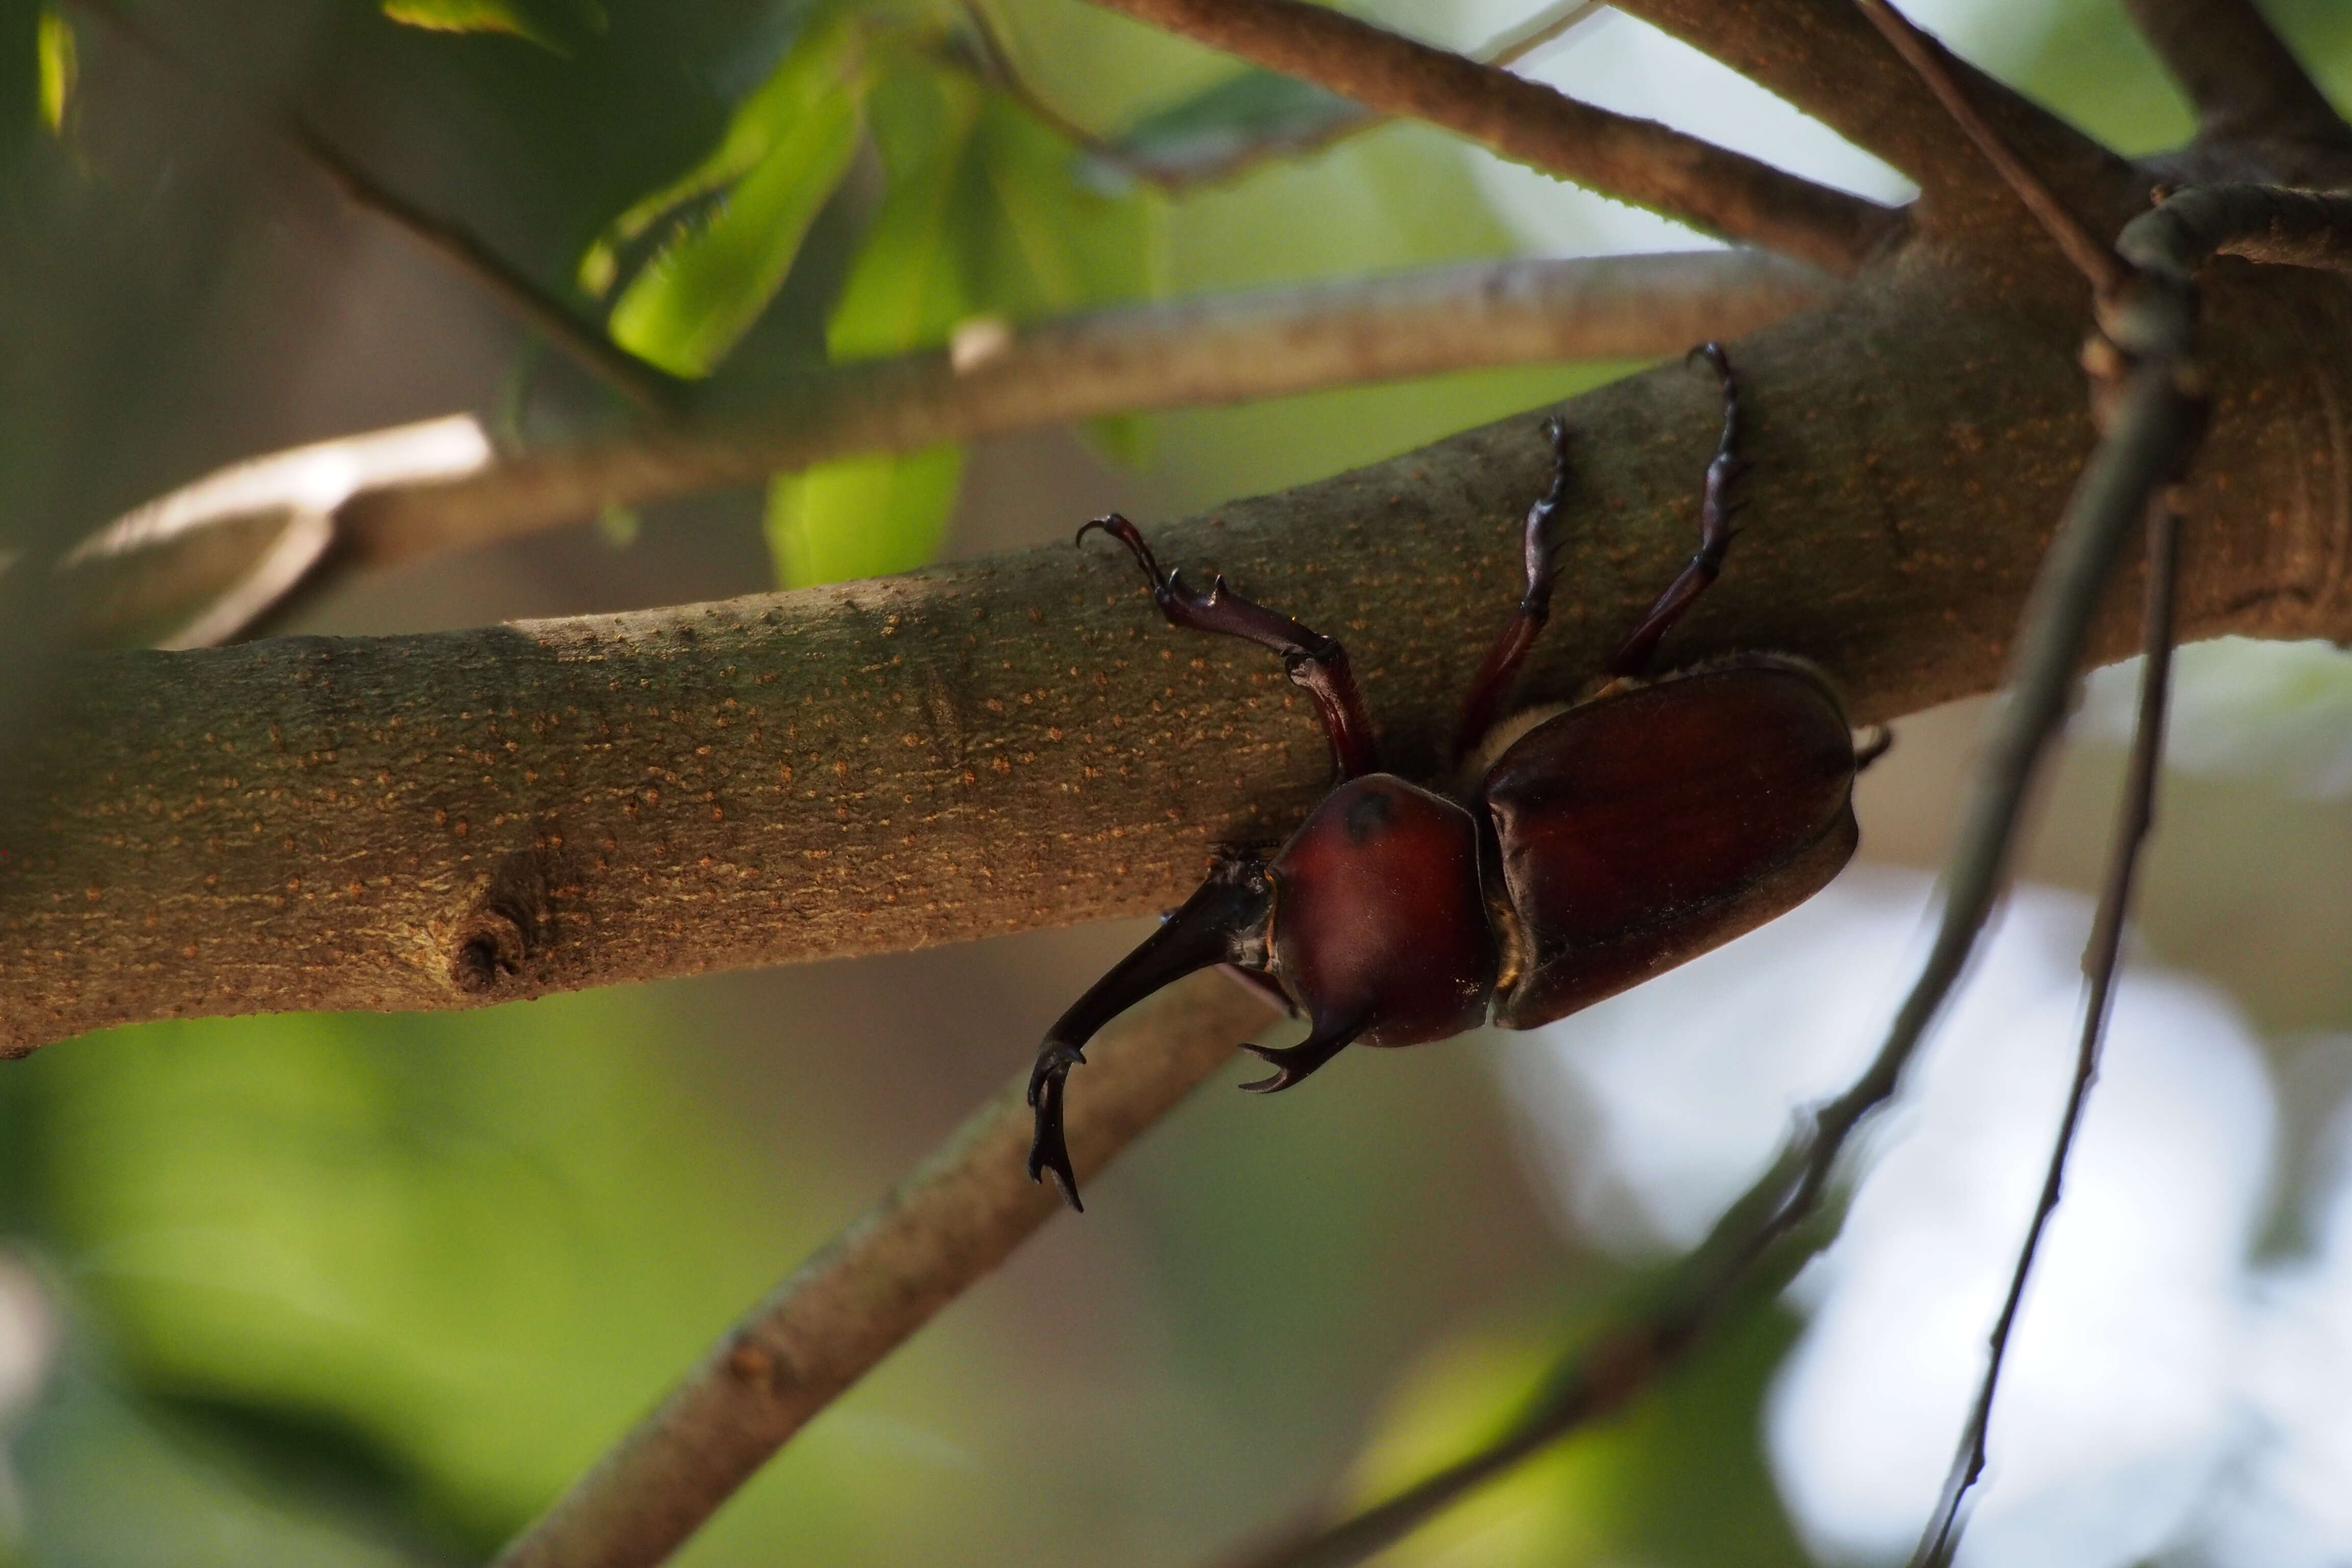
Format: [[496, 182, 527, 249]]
[[1607, 342, 1747, 679], [1236, 1009, 1373, 1094], [1027, 853, 1276, 1210], [1451, 417, 1571, 766], [1079, 513, 1380, 781]]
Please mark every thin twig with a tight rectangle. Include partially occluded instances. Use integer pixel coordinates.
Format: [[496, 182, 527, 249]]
[[68, 0, 681, 414], [1905, 491, 2181, 1568], [2120, 0, 2352, 157], [488, 973, 1279, 1568], [1850, 0, 2127, 294], [1079, 0, 1902, 274], [283, 121, 685, 415], [1022, 0, 1607, 194]]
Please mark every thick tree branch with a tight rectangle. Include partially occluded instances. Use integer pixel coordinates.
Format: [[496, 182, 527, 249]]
[[1076, 0, 1903, 273], [489, 972, 1276, 1568], [8, 249, 2352, 1051], [1610, 0, 2144, 259], [2121, 0, 2352, 164]]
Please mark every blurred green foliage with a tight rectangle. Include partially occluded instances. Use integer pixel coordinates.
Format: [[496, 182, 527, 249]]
[[380, 0, 609, 53], [1350, 1295, 1811, 1568]]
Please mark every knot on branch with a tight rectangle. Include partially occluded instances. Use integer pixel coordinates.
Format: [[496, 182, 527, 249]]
[[447, 845, 577, 995]]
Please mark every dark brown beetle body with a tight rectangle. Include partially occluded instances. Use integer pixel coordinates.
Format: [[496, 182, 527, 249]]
[[1025, 347, 1882, 1209]]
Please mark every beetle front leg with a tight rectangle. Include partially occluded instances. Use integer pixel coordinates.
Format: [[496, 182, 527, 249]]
[[1027, 853, 1277, 1210], [1079, 513, 1380, 781]]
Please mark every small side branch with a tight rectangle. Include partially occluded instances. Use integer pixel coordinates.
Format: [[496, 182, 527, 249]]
[[285, 122, 685, 415], [1077, 0, 1903, 274], [2121, 0, 2352, 161], [488, 974, 1279, 1568], [69, 0, 677, 414], [323, 250, 1834, 585]]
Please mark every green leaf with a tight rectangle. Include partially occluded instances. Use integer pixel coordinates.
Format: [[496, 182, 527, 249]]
[[970, 91, 1157, 316], [1091, 68, 1370, 189], [823, 61, 988, 361], [34, 5, 70, 133], [765, 444, 964, 589], [599, 8, 868, 376], [378, 0, 606, 53]]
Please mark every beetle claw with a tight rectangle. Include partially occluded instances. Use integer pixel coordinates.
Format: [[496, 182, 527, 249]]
[[1235, 1015, 1370, 1094], [1027, 1045, 1087, 1211]]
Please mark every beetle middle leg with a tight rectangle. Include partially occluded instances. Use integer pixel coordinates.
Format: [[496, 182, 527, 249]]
[[1607, 341, 1747, 679], [1079, 513, 1379, 781]]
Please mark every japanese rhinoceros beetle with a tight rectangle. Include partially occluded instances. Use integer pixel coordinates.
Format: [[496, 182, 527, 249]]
[[1027, 345, 1881, 1209]]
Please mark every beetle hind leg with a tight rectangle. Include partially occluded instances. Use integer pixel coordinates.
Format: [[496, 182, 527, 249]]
[[1079, 513, 1380, 780], [1236, 1010, 1373, 1094]]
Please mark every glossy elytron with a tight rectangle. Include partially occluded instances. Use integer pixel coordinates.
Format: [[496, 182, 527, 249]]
[[1026, 346, 1881, 1209]]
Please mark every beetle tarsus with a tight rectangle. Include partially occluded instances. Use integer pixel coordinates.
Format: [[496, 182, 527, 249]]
[[1080, 513, 1380, 780], [1453, 417, 1573, 765], [1608, 343, 1747, 678], [1853, 725, 1895, 771], [1236, 1013, 1370, 1094]]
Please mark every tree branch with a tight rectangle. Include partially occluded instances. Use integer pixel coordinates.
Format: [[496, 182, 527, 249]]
[[1076, 0, 1903, 273], [2121, 0, 2352, 165], [42, 252, 1831, 649], [7, 246, 2351, 1051], [1609, 0, 2144, 256], [313, 251, 1834, 589], [488, 971, 1276, 1568]]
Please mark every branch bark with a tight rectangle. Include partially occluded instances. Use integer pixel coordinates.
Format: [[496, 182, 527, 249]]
[[1609, 0, 2144, 257], [1075, 0, 1902, 273], [489, 971, 1276, 1568], [8, 249, 2352, 1051], [313, 250, 1834, 587]]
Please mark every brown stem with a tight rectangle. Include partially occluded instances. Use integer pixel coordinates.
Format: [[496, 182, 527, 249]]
[[489, 972, 1277, 1568], [2121, 0, 2352, 158], [317, 251, 1834, 589], [7, 245, 2351, 1052], [47, 251, 1831, 650], [284, 121, 684, 415], [1077, 0, 1902, 273]]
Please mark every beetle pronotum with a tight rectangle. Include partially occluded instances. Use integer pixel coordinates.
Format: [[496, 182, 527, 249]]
[[1027, 345, 1886, 1209]]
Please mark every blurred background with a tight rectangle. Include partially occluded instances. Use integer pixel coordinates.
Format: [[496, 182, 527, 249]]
[[5, 0, 2352, 1564]]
